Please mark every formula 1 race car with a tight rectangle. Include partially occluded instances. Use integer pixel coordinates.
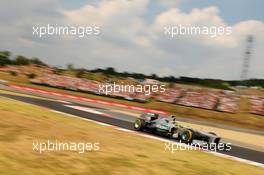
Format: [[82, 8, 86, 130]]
[[134, 113, 220, 144]]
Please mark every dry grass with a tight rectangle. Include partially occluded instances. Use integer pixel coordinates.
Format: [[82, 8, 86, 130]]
[[0, 72, 29, 83], [0, 96, 263, 175], [235, 88, 264, 96]]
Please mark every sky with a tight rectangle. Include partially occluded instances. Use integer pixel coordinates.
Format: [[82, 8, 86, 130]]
[[0, 0, 263, 80]]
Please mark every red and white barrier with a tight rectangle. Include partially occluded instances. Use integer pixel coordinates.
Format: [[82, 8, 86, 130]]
[[9, 84, 167, 115]]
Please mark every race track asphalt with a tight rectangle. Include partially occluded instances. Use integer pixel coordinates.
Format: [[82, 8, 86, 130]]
[[1, 93, 264, 164]]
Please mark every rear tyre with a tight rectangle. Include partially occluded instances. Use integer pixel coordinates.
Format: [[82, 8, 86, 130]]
[[180, 129, 193, 143], [134, 119, 145, 131]]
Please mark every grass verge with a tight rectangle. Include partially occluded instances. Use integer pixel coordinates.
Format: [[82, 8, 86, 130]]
[[0, 96, 263, 175]]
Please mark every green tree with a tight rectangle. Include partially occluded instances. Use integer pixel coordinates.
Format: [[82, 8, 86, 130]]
[[14, 56, 30, 65], [0, 51, 11, 66], [30, 58, 46, 66], [150, 73, 158, 79], [76, 68, 86, 78], [67, 63, 74, 70], [105, 67, 116, 75]]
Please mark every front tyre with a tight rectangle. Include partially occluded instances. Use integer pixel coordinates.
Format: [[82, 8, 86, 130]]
[[134, 119, 145, 131], [180, 129, 193, 143]]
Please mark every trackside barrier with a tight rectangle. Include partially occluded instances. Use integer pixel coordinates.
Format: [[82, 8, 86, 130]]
[[9, 84, 168, 115]]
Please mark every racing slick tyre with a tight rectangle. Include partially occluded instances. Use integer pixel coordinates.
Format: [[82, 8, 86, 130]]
[[134, 118, 145, 131], [179, 129, 193, 143]]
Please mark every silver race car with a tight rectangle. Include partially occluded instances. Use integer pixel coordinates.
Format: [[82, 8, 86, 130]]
[[134, 113, 220, 144]]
